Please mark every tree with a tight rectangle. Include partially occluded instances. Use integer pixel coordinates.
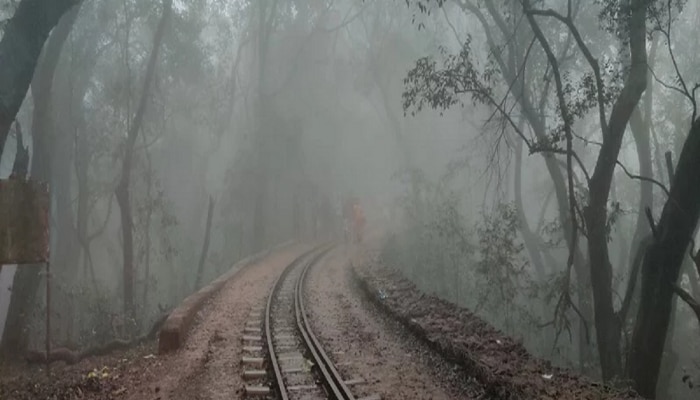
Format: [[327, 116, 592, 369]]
[[0, 0, 79, 154], [403, 0, 595, 370], [250, 0, 279, 251], [0, 1, 81, 357], [627, 117, 700, 397], [194, 196, 215, 289], [402, 0, 649, 383], [114, 0, 172, 321], [625, 1, 700, 394], [524, 0, 648, 381], [403, 0, 700, 394]]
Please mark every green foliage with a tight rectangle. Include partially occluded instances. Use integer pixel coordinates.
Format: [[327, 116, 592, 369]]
[[473, 203, 545, 335], [28, 280, 116, 350], [597, 0, 688, 37], [73, 283, 118, 345], [403, 0, 447, 30], [382, 170, 473, 300], [402, 39, 494, 117], [474, 204, 526, 308], [383, 173, 569, 361]]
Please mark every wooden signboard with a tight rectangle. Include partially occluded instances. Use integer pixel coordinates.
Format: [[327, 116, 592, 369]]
[[0, 178, 51, 375], [0, 178, 50, 264]]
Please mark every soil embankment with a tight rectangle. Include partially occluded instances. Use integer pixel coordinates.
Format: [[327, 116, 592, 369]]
[[353, 251, 643, 400]]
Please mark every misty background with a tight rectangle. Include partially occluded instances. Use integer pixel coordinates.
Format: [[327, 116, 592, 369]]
[[0, 1, 699, 399]]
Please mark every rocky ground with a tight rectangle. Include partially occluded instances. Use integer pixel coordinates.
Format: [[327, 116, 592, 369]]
[[0, 244, 308, 400], [0, 240, 646, 400], [352, 248, 644, 400], [0, 341, 159, 400], [306, 245, 488, 399]]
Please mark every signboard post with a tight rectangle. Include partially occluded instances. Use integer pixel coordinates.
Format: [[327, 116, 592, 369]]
[[0, 178, 50, 374]]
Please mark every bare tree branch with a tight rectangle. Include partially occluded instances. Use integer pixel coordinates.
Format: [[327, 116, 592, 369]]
[[615, 160, 670, 198], [526, 5, 609, 137], [670, 282, 700, 324]]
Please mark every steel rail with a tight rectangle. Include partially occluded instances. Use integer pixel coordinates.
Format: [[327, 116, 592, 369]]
[[265, 243, 343, 400], [296, 246, 355, 400], [265, 248, 315, 400]]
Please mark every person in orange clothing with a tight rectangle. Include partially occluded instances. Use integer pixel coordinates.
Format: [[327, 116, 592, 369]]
[[352, 202, 366, 243]]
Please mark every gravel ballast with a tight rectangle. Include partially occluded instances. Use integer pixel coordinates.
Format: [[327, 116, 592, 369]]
[[306, 246, 488, 399], [352, 251, 643, 400]]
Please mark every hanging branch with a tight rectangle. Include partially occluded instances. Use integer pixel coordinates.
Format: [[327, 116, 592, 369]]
[[526, 1, 609, 137], [522, 0, 585, 343], [615, 160, 670, 198], [670, 282, 700, 325]]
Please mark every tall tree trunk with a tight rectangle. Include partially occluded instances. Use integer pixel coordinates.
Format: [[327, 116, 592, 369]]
[[628, 118, 700, 398], [70, 14, 107, 332], [0, 5, 79, 357], [0, 0, 79, 155], [625, 37, 656, 298], [194, 197, 215, 289], [251, 0, 277, 251], [480, 0, 594, 314], [514, 139, 547, 279], [629, 107, 653, 246], [51, 118, 78, 342], [655, 294, 678, 400], [526, 101, 596, 374], [140, 133, 154, 315], [527, 0, 647, 382], [115, 0, 171, 320], [471, 1, 596, 370]]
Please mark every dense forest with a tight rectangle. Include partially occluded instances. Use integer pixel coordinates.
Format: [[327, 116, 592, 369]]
[[0, 1, 698, 399]]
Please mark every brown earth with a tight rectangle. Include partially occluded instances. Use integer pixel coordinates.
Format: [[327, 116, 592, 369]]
[[306, 245, 489, 399], [353, 249, 645, 400], [0, 342, 156, 400], [0, 243, 309, 400], [0, 240, 640, 400]]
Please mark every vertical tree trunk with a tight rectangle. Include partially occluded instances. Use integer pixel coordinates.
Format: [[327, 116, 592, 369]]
[[475, 5, 597, 368], [628, 109, 653, 250], [542, 6, 642, 381], [194, 197, 215, 289], [628, 118, 700, 398], [527, 0, 647, 381], [251, 0, 277, 251], [0, 0, 79, 155], [140, 137, 154, 313], [655, 295, 679, 399], [69, 18, 107, 339], [115, 0, 171, 320], [626, 38, 656, 291], [584, 204, 624, 379], [0, 4, 79, 357], [514, 138, 547, 279]]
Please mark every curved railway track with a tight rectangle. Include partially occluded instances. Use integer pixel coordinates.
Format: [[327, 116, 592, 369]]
[[244, 244, 376, 399]]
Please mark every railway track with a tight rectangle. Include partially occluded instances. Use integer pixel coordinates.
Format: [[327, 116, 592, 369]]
[[243, 245, 378, 400]]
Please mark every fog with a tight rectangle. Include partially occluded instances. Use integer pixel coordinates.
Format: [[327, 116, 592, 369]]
[[0, 0, 699, 398]]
